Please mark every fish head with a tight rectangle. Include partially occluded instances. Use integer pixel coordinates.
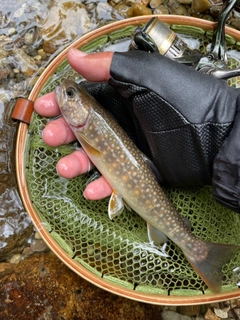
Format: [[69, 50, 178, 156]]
[[55, 79, 91, 128]]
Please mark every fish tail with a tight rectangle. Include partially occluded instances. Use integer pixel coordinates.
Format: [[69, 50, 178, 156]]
[[185, 242, 240, 293]]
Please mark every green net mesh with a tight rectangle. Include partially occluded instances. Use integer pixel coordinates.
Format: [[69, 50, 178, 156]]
[[25, 24, 240, 296]]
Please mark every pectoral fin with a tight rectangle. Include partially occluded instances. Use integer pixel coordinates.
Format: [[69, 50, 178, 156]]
[[147, 223, 168, 246], [77, 132, 101, 155], [108, 191, 125, 220]]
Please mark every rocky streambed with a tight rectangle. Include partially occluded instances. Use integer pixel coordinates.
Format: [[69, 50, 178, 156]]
[[1, 0, 240, 319]]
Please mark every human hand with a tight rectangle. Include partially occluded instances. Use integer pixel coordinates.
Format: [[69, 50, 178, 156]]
[[34, 49, 114, 200]]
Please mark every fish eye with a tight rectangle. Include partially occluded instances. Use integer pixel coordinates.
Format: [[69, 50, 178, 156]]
[[66, 87, 76, 99]]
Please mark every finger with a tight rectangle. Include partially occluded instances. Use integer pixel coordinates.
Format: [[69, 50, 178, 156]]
[[84, 176, 112, 200], [34, 92, 61, 117], [56, 149, 94, 178], [67, 49, 113, 82], [42, 117, 76, 147]]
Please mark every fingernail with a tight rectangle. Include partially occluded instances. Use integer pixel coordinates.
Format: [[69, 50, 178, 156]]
[[69, 48, 88, 58]]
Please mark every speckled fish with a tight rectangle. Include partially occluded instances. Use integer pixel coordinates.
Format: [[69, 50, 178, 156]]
[[55, 79, 239, 293]]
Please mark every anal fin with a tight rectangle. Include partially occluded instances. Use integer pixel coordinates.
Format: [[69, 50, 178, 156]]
[[147, 223, 168, 246], [108, 191, 125, 220]]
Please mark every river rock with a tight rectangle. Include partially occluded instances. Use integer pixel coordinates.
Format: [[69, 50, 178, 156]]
[[153, 5, 170, 14], [202, 14, 214, 21], [37, 48, 47, 59], [126, 0, 151, 6], [209, 4, 223, 18], [161, 310, 192, 320], [0, 252, 164, 319], [0, 65, 11, 82], [30, 239, 49, 253], [177, 305, 200, 317], [24, 31, 34, 45], [204, 308, 220, 320], [230, 17, 240, 30], [40, 0, 95, 54], [191, 0, 211, 13], [8, 27, 16, 36], [178, 0, 192, 4], [127, 3, 152, 17], [111, 3, 131, 18], [0, 48, 7, 59], [0, 49, 12, 82], [166, 0, 189, 15], [228, 307, 240, 318], [149, 0, 165, 8], [11, 48, 38, 76], [213, 307, 229, 319]]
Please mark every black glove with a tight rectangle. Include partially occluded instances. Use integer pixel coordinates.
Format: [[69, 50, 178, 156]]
[[82, 50, 240, 212]]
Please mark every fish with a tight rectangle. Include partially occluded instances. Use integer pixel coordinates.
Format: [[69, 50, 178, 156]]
[[55, 79, 240, 293]]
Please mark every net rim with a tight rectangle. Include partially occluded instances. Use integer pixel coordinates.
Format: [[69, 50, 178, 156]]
[[15, 15, 240, 305]]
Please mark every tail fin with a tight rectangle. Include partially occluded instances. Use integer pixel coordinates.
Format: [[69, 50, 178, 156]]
[[185, 242, 240, 293]]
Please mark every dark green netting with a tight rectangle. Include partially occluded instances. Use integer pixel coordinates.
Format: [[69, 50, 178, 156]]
[[25, 24, 240, 296]]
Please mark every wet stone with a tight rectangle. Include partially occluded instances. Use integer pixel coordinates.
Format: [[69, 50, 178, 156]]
[[0, 262, 13, 273], [204, 308, 220, 320], [177, 305, 200, 317], [228, 307, 240, 318], [8, 253, 22, 264], [30, 239, 49, 253], [113, 3, 131, 18], [191, 0, 211, 13], [33, 54, 42, 61], [138, 0, 151, 6], [166, 0, 189, 15], [22, 247, 34, 258], [40, 2, 95, 53], [202, 14, 214, 21], [178, 0, 192, 4], [24, 32, 34, 45], [127, 3, 152, 16], [11, 48, 38, 76], [35, 231, 42, 240], [153, 5, 170, 14], [230, 17, 240, 30], [0, 93, 9, 104], [213, 307, 229, 318], [0, 252, 164, 320], [8, 27, 16, 36], [0, 48, 7, 59], [37, 48, 47, 59], [0, 65, 11, 82], [161, 310, 192, 320], [149, 0, 165, 9]]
